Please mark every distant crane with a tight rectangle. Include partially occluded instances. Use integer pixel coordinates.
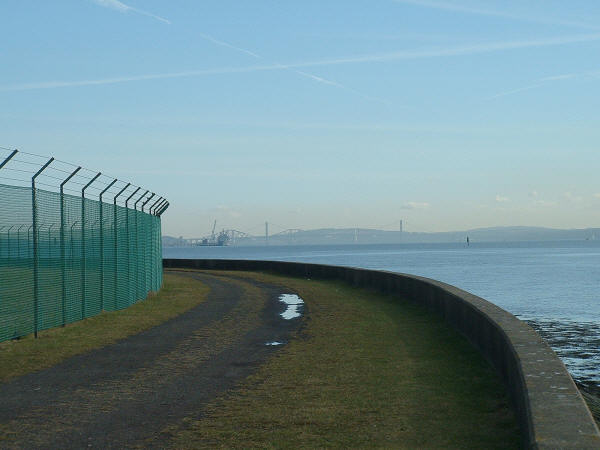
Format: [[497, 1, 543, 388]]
[[211, 220, 217, 243]]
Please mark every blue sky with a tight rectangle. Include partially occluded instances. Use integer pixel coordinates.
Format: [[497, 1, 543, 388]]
[[1, 1, 599, 236]]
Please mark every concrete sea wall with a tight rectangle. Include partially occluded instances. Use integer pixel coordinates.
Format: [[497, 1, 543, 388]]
[[163, 258, 600, 449]]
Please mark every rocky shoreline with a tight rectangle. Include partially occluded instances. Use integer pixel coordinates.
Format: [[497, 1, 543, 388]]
[[525, 319, 600, 425], [577, 381, 600, 425]]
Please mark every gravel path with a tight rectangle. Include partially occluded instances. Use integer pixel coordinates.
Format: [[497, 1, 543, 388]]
[[0, 271, 302, 449]]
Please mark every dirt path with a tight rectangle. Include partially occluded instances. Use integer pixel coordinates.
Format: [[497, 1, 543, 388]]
[[0, 271, 302, 449]]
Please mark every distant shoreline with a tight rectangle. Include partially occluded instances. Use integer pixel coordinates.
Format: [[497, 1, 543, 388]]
[[164, 226, 600, 247]]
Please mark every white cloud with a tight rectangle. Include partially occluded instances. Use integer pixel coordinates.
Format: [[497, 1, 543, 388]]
[[564, 191, 583, 203], [529, 190, 538, 198], [4, 33, 600, 92], [593, 193, 600, 199], [535, 200, 556, 207], [91, 0, 171, 24], [495, 195, 509, 203], [401, 201, 430, 210]]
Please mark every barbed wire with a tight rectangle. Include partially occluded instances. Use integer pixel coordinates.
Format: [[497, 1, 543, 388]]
[[0, 147, 168, 215]]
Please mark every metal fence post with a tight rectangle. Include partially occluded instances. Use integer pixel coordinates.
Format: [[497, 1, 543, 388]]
[[153, 197, 165, 289], [7, 226, 14, 259], [113, 183, 130, 309], [153, 199, 167, 216], [81, 172, 101, 320], [99, 179, 117, 311], [27, 224, 33, 258], [0, 227, 5, 259], [141, 193, 155, 297], [0, 150, 18, 171], [149, 197, 162, 291], [133, 190, 149, 300], [17, 225, 24, 260], [125, 187, 140, 305], [157, 202, 170, 216], [31, 157, 54, 338], [60, 167, 81, 326]]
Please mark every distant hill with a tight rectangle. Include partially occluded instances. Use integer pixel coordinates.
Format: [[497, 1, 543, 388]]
[[163, 226, 600, 247]]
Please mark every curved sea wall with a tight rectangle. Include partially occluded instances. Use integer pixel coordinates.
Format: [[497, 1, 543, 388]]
[[163, 258, 600, 448]]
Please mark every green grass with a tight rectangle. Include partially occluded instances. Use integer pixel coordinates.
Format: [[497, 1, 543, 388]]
[[172, 271, 521, 449], [0, 273, 208, 383]]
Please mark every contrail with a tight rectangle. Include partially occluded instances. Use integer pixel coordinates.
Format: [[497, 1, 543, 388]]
[[91, 0, 170, 24], [487, 68, 600, 100], [392, 0, 600, 31], [485, 83, 546, 100], [3, 33, 600, 92], [198, 33, 260, 58], [197, 33, 390, 104]]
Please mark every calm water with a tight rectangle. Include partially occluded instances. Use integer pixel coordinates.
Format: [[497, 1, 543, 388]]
[[164, 241, 600, 385]]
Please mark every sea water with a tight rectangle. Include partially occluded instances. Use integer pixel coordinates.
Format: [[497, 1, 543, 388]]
[[164, 241, 600, 385]]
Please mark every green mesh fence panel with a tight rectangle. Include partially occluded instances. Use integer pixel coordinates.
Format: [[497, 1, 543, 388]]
[[116, 204, 129, 310], [0, 154, 166, 342], [127, 208, 137, 306], [0, 184, 34, 341]]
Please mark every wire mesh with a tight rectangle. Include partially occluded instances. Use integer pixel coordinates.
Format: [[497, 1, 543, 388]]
[[0, 148, 168, 342]]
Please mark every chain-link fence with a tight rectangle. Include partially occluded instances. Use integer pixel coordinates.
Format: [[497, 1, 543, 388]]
[[0, 147, 169, 341]]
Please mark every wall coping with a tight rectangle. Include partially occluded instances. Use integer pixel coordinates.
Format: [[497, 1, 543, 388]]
[[163, 258, 600, 449]]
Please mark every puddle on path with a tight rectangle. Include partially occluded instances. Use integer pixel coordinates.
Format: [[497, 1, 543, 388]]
[[279, 294, 304, 320], [264, 294, 304, 347]]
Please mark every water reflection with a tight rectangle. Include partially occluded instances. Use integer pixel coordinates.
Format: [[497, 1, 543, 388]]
[[279, 293, 304, 320]]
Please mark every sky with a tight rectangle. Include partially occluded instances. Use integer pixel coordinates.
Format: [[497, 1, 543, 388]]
[[1, 1, 600, 237]]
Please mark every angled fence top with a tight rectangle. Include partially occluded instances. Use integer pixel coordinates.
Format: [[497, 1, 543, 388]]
[[0, 146, 169, 341], [0, 146, 169, 216]]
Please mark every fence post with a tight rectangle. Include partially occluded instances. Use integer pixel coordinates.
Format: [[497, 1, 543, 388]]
[[0, 149, 17, 171], [157, 201, 170, 216], [125, 187, 141, 305], [113, 183, 130, 309], [141, 193, 155, 298], [133, 191, 149, 301], [31, 157, 54, 338], [149, 197, 162, 291], [99, 179, 117, 311], [27, 224, 33, 258], [17, 225, 24, 260], [59, 167, 81, 327], [153, 199, 167, 216], [153, 200, 168, 290], [81, 172, 101, 320], [7, 226, 14, 259]]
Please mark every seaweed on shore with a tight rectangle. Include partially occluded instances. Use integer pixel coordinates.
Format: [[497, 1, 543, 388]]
[[577, 381, 600, 427]]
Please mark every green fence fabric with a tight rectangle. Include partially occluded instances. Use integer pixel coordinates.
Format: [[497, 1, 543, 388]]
[[0, 182, 164, 342]]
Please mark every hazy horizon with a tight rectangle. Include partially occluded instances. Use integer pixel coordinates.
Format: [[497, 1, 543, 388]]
[[2, 1, 599, 236]]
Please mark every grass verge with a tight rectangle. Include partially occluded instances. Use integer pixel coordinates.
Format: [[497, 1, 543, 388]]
[[0, 273, 208, 383], [171, 270, 521, 449]]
